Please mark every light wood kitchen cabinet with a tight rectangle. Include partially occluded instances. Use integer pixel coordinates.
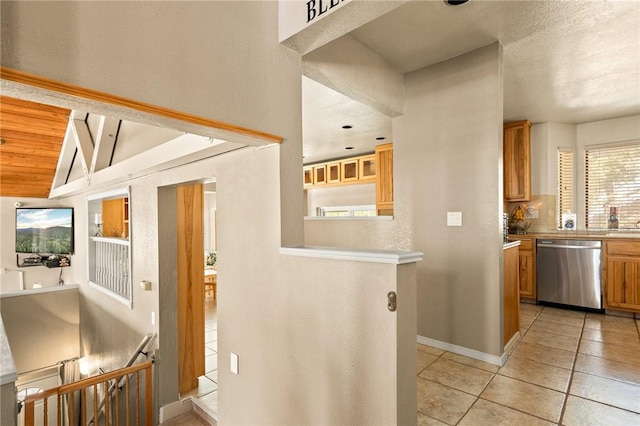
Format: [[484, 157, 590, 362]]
[[102, 197, 129, 239], [375, 143, 394, 216], [509, 236, 536, 299], [604, 240, 640, 312], [341, 159, 359, 182], [303, 166, 314, 187], [327, 162, 341, 184], [504, 120, 531, 202], [359, 155, 376, 181], [314, 165, 327, 185], [504, 244, 520, 346]]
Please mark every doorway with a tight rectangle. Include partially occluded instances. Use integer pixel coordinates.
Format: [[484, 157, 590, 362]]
[[173, 181, 219, 418]]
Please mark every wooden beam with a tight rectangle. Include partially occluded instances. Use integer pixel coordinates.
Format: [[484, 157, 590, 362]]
[[1, 66, 283, 144], [90, 116, 120, 174], [51, 121, 78, 190], [70, 118, 94, 182]]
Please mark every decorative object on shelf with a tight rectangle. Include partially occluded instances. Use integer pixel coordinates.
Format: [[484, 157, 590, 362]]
[[16, 253, 71, 268], [509, 204, 531, 234], [562, 212, 577, 230], [206, 251, 217, 268], [607, 206, 619, 229], [94, 213, 103, 237]]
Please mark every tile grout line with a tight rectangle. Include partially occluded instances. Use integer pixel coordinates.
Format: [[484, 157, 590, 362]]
[[554, 308, 585, 426]]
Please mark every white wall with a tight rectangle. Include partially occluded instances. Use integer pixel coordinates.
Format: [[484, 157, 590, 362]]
[[307, 44, 506, 359], [0, 197, 84, 291]]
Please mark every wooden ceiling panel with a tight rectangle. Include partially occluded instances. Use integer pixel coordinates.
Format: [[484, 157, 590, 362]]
[[0, 96, 71, 198]]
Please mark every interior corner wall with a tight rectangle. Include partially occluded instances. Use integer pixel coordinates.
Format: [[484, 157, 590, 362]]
[[394, 43, 504, 356]]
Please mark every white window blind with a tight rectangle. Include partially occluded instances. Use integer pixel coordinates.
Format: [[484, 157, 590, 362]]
[[558, 149, 574, 228], [585, 142, 640, 229]]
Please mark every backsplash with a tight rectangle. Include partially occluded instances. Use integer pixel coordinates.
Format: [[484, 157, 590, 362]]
[[506, 195, 558, 232]]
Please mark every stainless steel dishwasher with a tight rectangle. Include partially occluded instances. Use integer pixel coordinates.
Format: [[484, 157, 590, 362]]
[[537, 239, 602, 310]]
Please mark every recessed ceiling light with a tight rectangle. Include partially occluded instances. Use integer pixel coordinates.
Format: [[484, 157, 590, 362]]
[[345, 146, 354, 150], [376, 137, 386, 141], [342, 125, 353, 129], [444, 0, 469, 5]]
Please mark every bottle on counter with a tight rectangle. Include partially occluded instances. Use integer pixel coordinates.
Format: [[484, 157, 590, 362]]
[[608, 206, 619, 229]]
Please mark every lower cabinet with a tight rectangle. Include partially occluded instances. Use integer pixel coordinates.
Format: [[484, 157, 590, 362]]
[[604, 240, 640, 312], [504, 244, 520, 345], [510, 236, 536, 299]]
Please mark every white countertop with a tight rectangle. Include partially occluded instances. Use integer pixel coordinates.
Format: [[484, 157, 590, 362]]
[[0, 283, 79, 299], [503, 241, 521, 250]]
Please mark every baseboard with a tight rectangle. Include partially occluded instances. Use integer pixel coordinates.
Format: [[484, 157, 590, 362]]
[[503, 331, 521, 361], [159, 398, 193, 423], [417, 335, 506, 366]]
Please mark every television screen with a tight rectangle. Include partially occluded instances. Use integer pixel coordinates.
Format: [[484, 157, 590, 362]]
[[16, 208, 74, 255]]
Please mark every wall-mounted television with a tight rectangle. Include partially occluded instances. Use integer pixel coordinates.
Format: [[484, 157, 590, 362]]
[[15, 208, 74, 255]]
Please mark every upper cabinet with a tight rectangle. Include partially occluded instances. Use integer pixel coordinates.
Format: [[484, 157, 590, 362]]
[[503, 120, 531, 202], [102, 197, 129, 239], [303, 144, 394, 216], [375, 143, 394, 216]]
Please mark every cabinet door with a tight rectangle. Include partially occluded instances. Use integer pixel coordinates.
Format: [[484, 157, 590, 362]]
[[606, 257, 640, 311], [518, 251, 536, 298], [341, 159, 359, 182], [303, 166, 314, 187], [314, 165, 327, 185], [358, 155, 376, 180], [375, 143, 394, 216], [504, 121, 531, 202], [327, 162, 341, 184], [102, 198, 125, 238]]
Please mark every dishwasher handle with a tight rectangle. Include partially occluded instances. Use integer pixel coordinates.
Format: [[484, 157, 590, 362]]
[[537, 241, 601, 250]]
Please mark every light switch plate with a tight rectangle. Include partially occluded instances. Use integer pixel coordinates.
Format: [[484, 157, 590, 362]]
[[447, 212, 462, 227], [230, 352, 239, 375]]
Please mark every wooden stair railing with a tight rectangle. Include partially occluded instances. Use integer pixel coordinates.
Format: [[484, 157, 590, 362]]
[[24, 359, 153, 426]]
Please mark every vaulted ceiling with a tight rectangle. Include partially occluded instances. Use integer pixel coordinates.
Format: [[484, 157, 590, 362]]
[[0, 96, 70, 198]]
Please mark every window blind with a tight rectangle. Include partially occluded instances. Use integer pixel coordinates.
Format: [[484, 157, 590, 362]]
[[585, 142, 640, 229], [558, 149, 574, 228]]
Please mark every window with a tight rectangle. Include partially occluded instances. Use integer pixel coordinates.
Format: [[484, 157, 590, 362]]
[[558, 149, 574, 228], [87, 187, 132, 307], [585, 142, 640, 229], [317, 205, 376, 217]]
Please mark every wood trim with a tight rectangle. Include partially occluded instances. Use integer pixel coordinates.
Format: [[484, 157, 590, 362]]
[[177, 184, 205, 394], [1, 66, 283, 144]]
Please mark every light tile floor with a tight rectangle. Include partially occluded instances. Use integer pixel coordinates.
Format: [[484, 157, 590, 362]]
[[181, 293, 218, 419], [418, 304, 640, 425]]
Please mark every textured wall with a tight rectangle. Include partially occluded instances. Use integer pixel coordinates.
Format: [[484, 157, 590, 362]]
[[0, 287, 79, 373], [305, 45, 505, 357]]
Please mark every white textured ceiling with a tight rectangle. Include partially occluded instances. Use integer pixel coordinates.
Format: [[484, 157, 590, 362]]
[[304, 0, 640, 163]]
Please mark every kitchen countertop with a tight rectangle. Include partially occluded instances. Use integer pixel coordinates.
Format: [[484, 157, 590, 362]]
[[509, 230, 640, 240], [503, 241, 521, 250]]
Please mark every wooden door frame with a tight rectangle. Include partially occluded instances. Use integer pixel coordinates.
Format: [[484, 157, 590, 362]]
[[176, 183, 205, 393]]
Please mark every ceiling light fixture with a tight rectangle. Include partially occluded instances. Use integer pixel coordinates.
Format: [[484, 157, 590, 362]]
[[342, 125, 353, 129], [444, 0, 469, 5]]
